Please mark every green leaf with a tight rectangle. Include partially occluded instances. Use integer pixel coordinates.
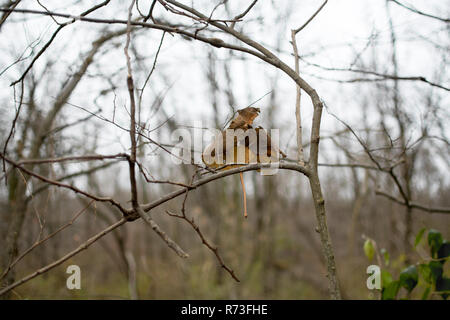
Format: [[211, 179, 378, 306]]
[[437, 241, 450, 261], [421, 287, 431, 300], [399, 265, 419, 292], [381, 270, 393, 287], [414, 227, 426, 248], [364, 239, 375, 262], [428, 229, 443, 258], [429, 260, 444, 284], [382, 280, 400, 300], [419, 263, 433, 284]]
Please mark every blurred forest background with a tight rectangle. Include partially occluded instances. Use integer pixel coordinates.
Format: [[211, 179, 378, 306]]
[[0, 0, 449, 299]]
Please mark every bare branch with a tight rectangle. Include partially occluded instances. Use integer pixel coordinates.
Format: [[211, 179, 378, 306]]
[[389, 0, 449, 23], [0, 153, 131, 216], [17, 153, 127, 165], [139, 162, 309, 215], [376, 190, 450, 214], [0, 200, 93, 281], [7, 0, 112, 86], [124, 0, 139, 211], [0, 0, 21, 29], [138, 31, 166, 107], [27, 161, 120, 200], [231, 0, 258, 28], [300, 57, 450, 91], [165, 189, 240, 282], [293, 0, 328, 34], [290, 30, 304, 164], [0, 217, 127, 297], [137, 208, 189, 258], [2, 80, 24, 180]]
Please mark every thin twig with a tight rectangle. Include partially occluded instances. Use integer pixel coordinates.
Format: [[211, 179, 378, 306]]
[[125, 0, 139, 212], [389, 0, 449, 23], [137, 207, 189, 258], [8, 0, 112, 86], [0, 153, 131, 216], [17, 153, 127, 165], [0, 200, 94, 281], [165, 187, 240, 281], [376, 190, 450, 214], [0, 218, 127, 297], [231, 0, 258, 28], [138, 31, 166, 107], [293, 0, 328, 34], [291, 31, 304, 164]]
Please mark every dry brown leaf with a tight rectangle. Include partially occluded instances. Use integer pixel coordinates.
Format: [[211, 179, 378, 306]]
[[202, 107, 283, 219], [202, 108, 286, 171], [228, 107, 260, 130]]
